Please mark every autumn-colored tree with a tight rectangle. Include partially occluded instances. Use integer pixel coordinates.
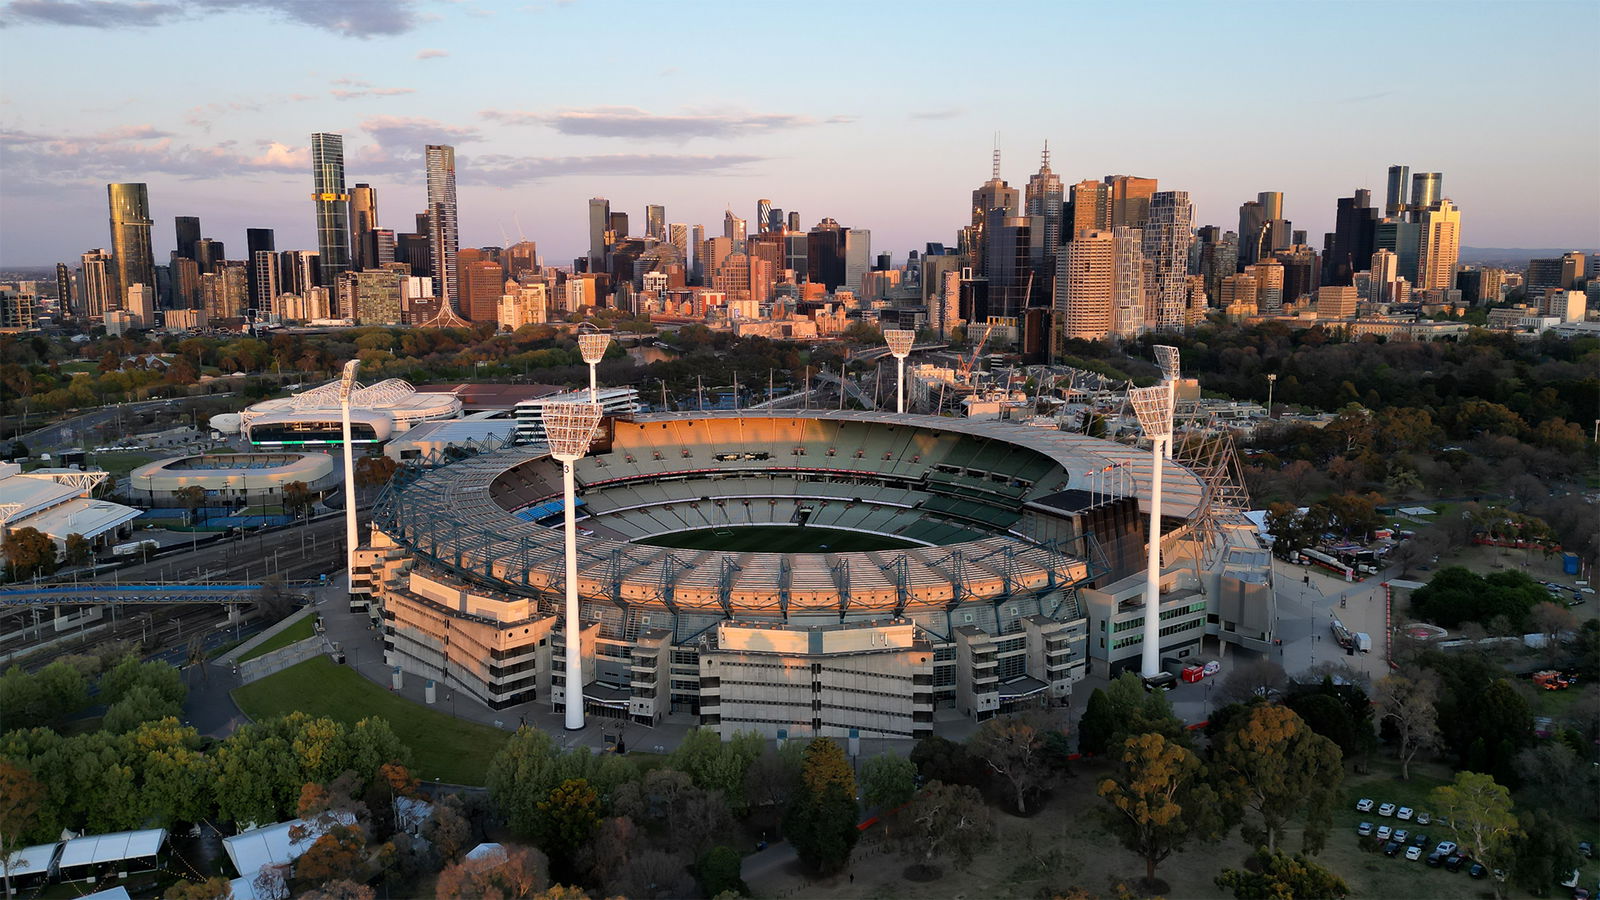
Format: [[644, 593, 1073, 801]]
[[536, 779, 601, 866], [1374, 668, 1440, 780], [0, 761, 44, 900], [162, 876, 235, 899], [1430, 771, 1520, 891], [175, 484, 207, 524], [2, 526, 57, 581], [424, 797, 473, 863], [893, 781, 995, 876], [64, 533, 92, 566], [1210, 704, 1342, 853], [1215, 848, 1350, 899], [281, 480, 313, 517], [969, 712, 1057, 815], [353, 455, 398, 489], [293, 825, 368, 892], [783, 738, 859, 875], [298, 879, 375, 900], [436, 845, 550, 900], [1097, 733, 1223, 884]]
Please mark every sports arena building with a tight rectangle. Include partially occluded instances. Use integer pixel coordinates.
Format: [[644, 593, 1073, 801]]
[[357, 410, 1273, 739], [240, 378, 461, 447], [129, 452, 338, 507]]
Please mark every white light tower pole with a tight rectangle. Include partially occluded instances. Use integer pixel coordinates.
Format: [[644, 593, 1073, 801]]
[[1129, 384, 1175, 679], [541, 401, 605, 731], [337, 360, 361, 602], [884, 329, 915, 414], [1266, 373, 1277, 419], [578, 331, 612, 404], [1153, 345, 1181, 460]]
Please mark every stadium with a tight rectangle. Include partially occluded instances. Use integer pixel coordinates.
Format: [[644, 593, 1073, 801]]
[[358, 409, 1274, 739], [237, 378, 461, 447]]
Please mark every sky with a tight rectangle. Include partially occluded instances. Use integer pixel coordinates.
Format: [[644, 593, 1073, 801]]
[[2, 0, 1597, 269]]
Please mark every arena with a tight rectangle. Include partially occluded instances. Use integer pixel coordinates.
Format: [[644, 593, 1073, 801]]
[[128, 452, 338, 507], [239, 378, 461, 447], [357, 410, 1275, 739]]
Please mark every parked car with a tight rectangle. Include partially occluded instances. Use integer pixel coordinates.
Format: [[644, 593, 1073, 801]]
[[1357, 822, 1374, 836], [1571, 889, 1589, 900], [1426, 852, 1445, 867], [1377, 825, 1393, 841], [1355, 797, 1375, 812], [1468, 862, 1486, 878], [1445, 854, 1466, 872], [1384, 841, 1403, 857], [1416, 811, 1432, 825], [1394, 829, 1410, 844], [1563, 870, 1582, 889], [1580, 841, 1593, 858], [1411, 833, 1429, 847], [1436, 841, 1459, 857], [1405, 845, 1424, 861], [1397, 806, 1415, 821], [1379, 802, 1397, 816]]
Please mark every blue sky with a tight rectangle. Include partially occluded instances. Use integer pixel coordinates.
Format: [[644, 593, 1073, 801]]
[[2, 0, 1596, 267]]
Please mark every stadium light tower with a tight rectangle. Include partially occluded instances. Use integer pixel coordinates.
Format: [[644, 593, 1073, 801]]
[[337, 359, 361, 601], [1153, 345, 1180, 460], [884, 329, 915, 414], [1129, 384, 1174, 679], [541, 400, 605, 730], [577, 331, 612, 404]]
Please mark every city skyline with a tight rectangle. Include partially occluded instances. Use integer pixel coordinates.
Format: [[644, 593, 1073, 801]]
[[2, 0, 1598, 267]]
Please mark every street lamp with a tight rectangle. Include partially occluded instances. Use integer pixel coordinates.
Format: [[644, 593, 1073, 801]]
[[1130, 384, 1175, 679], [541, 400, 604, 731], [884, 329, 915, 415], [337, 360, 361, 607], [578, 332, 612, 405], [1266, 373, 1278, 419]]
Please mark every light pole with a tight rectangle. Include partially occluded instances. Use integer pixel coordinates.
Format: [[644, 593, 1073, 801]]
[[337, 360, 361, 608], [1130, 384, 1175, 679], [1266, 373, 1278, 419], [884, 329, 915, 415], [541, 401, 604, 731], [1154, 345, 1181, 461], [578, 331, 612, 405]]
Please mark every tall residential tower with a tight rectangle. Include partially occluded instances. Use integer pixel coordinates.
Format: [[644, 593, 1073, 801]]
[[311, 133, 352, 291], [107, 183, 156, 309], [426, 145, 460, 311]]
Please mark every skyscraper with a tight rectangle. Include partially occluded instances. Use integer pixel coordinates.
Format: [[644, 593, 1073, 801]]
[[1375, 219, 1421, 285], [55, 262, 75, 318], [311, 133, 352, 289], [724, 210, 747, 248], [1415, 199, 1461, 292], [1106, 175, 1157, 229], [844, 229, 872, 294], [786, 211, 800, 233], [668, 224, 689, 266], [245, 228, 275, 311], [755, 199, 772, 235], [1142, 191, 1195, 331], [588, 198, 611, 272], [1026, 144, 1065, 299], [1237, 199, 1266, 268], [1384, 165, 1410, 217], [1256, 191, 1284, 222], [806, 219, 847, 290], [107, 183, 155, 308], [79, 250, 115, 318], [1054, 230, 1115, 342], [174, 216, 201, 262], [1410, 172, 1442, 219], [645, 205, 666, 241], [690, 224, 706, 283], [426, 145, 460, 312], [350, 183, 379, 269], [1323, 190, 1377, 286]]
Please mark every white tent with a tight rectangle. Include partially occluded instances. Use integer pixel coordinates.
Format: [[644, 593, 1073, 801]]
[[57, 829, 166, 872], [222, 812, 356, 880], [2, 842, 61, 878]]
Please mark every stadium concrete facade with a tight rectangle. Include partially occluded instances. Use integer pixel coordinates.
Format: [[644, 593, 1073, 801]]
[[356, 410, 1273, 739], [129, 452, 338, 507]]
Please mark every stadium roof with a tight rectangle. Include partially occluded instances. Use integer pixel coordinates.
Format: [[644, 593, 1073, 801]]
[[23, 498, 142, 543]]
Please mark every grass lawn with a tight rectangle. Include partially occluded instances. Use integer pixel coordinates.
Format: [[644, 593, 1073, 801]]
[[88, 450, 157, 478], [235, 616, 315, 663], [638, 524, 917, 553], [231, 655, 510, 785]]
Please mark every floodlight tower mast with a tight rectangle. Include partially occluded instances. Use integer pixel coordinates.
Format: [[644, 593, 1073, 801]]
[[338, 360, 361, 602], [578, 331, 612, 404], [1154, 345, 1181, 460], [1129, 384, 1174, 679], [541, 401, 604, 730], [884, 329, 915, 414]]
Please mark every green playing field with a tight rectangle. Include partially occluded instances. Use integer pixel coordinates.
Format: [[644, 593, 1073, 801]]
[[637, 525, 918, 553]]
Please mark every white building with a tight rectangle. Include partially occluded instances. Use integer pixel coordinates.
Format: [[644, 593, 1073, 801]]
[[513, 388, 639, 445], [0, 464, 138, 558]]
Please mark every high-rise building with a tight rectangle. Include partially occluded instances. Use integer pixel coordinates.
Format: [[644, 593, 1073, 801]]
[[425, 144, 460, 312], [498, 283, 548, 330], [170, 257, 200, 309], [806, 219, 847, 290], [1054, 230, 1115, 342], [311, 133, 352, 289], [195, 238, 225, 275], [644, 205, 666, 241], [107, 183, 156, 307], [1142, 191, 1194, 331], [202, 263, 249, 319], [277, 250, 319, 296], [1256, 191, 1284, 222], [351, 183, 379, 269], [1375, 219, 1420, 284], [1323, 190, 1377, 286], [349, 270, 404, 325], [1219, 273, 1259, 315], [668, 224, 689, 266], [967, 152, 1021, 276], [505, 241, 539, 281], [1026, 144, 1064, 249], [1245, 258, 1286, 311], [1237, 200, 1266, 268], [1384, 165, 1410, 217], [1315, 285, 1358, 319], [690, 224, 706, 283], [983, 214, 1044, 320], [1410, 172, 1442, 219], [588, 198, 611, 272], [1275, 245, 1320, 304], [79, 250, 115, 318], [1415, 199, 1461, 292], [125, 283, 156, 328], [724, 211, 747, 249], [1454, 265, 1504, 306], [1068, 180, 1110, 239], [1527, 251, 1586, 295], [54, 262, 75, 318], [755, 200, 772, 235], [844, 229, 872, 294], [244, 228, 275, 311], [174, 216, 201, 262], [787, 211, 800, 232], [1197, 228, 1238, 304], [1107, 175, 1157, 229], [459, 252, 508, 323], [768, 206, 785, 233]]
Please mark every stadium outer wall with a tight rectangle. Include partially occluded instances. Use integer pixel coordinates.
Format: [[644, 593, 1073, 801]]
[[354, 410, 1274, 739]]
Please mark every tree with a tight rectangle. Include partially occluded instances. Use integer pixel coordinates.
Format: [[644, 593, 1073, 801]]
[[1514, 743, 1590, 820], [103, 683, 184, 733], [423, 796, 472, 863], [609, 849, 697, 899], [1215, 849, 1350, 899], [1210, 705, 1342, 853], [892, 781, 995, 878], [907, 735, 985, 789], [175, 484, 206, 524], [667, 728, 764, 812], [1374, 668, 1440, 780], [1429, 771, 1520, 884], [611, 768, 735, 860], [101, 655, 186, 708], [2, 526, 57, 581], [742, 745, 802, 835], [282, 480, 313, 518], [859, 753, 916, 810], [64, 533, 92, 566], [0, 761, 43, 900], [536, 779, 601, 867], [298, 880, 374, 900], [353, 455, 398, 489], [1097, 733, 1222, 885], [1530, 601, 1577, 663], [436, 844, 550, 900], [969, 712, 1056, 815], [1510, 810, 1579, 898], [163, 876, 235, 899], [1215, 658, 1288, 705], [782, 738, 858, 875], [292, 824, 368, 892], [697, 846, 746, 897], [1077, 673, 1188, 756]]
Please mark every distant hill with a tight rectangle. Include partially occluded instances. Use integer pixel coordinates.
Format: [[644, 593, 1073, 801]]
[[1459, 246, 1597, 267]]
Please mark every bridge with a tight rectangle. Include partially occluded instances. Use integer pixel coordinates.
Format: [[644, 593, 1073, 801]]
[[0, 582, 299, 606], [849, 342, 949, 362]]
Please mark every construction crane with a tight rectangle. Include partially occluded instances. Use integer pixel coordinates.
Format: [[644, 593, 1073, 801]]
[[960, 320, 996, 384]]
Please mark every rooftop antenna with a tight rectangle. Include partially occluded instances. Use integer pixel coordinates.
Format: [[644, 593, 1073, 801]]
[[1041, 139, 1051, 170], [991, 133, 1002, 180]]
